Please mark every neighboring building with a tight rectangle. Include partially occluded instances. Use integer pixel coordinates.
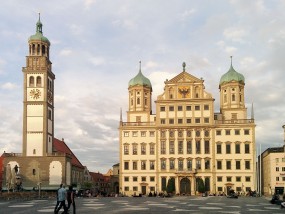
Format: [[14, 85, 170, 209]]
[[260, 126, 285, 196], [89, 172, 111, 196], [1, 15, 84, 191], [119, 60, 256, 196]]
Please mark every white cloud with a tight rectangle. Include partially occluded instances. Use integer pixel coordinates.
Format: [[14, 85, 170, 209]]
[[88, 57, 105, 66], [59, 49, 73, 56], [223, 27, 246, 42], [1, 82, 18, 90], [84, 0, 96, 10]]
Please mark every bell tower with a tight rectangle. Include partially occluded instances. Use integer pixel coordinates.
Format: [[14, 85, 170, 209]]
[[22, 14, 55, 156]]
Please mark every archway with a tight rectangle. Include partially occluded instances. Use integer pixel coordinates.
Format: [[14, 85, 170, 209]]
[[180, 177, 191, 195]]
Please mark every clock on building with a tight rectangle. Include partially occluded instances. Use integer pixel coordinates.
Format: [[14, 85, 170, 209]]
[[29, 88, 41, 100]]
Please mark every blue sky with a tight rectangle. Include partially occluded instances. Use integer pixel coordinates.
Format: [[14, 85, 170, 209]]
[[1, 0, 285, 173]]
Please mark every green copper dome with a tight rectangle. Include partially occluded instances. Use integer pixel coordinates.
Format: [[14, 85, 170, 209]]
[[29, 15, 50, 45], [219, 57, 245, 85], [128, 62, 152, 89]]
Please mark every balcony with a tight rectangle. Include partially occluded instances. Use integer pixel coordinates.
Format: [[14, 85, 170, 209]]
[[175, 169, 197, 175], [215, 119, 254, 125]]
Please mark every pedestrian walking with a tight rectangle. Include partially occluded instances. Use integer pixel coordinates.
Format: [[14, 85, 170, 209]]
[[55, 184, 68, 214], [67, 185, 76, 214], [54, 184, 61, 213]]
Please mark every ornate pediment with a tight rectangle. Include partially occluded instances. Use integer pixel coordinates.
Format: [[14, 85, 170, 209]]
[[166, 71, 203, 84]]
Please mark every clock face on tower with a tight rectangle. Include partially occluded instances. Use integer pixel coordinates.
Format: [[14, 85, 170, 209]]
[[29, 89, 41, 100]]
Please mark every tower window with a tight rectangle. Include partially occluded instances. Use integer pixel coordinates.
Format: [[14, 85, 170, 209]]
[[33, 149, 36, 154], [42, 45, 46, 55], [232, 94, 236, 101], [29, 76, 35, 87], [33, 169, 36, 175], [137, 98, 140, 105], [37, 45, 40, 55], [36, 76, 41, 87], [48, 110, 52, 120]]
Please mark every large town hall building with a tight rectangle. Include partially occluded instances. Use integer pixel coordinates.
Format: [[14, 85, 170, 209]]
[[119, 61, 256, 196]]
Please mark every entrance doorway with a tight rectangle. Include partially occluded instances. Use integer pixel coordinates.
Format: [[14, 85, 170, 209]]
[[141, 186, 147, 195], [180, 178, 191, 195]]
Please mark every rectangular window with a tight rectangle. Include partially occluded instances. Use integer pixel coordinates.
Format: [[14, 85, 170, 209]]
[[124, 187, 129, 191], [196, 140, 201, 154], [186, 118, 191, 124], [124, 132, 129, 137], [161, 159, 166, 170], [169, 106, 174, 111], [149, 131, 155, 137], [150, 144, 155, 155], [216, 130, 221, 135], [218, 187, 223, 192], [150, 177, 155, 182], [187, 141, 192, 154], [169, 141, 175, 154], [226, 177, 232, 182], [276, 177, 280, 181], [132, 131, 138, 137], [141, 161, 146, 170], [196, 159, 201, 170], [141, 177, 146, 182], [133, 186, 138, 191], [169, 119, 174, 124], [124, 162, 129, 170], [204, 105, 209, 110], [226, 160, 231, 170], [178, 141, 183, 154], [124, 177, 129, 182], [133, 145, 137, 155], [235, 129, 240, 135], [225, 129, 231, 135], [245, 144, 250, 154], [195, 105, 200, 110], [282, 167, 285, 171], [217, 160, 222, 170], [170, 160, 175, 170], [133, 177, 138, 182], [161, 131, 166, 138], [195, 118, 200, 124], [245, 176, 251, 182], [186, 106, 191, 111], [178, 119, 183, 124], [160, 106, 165, 111], [217, 176, 222, 182], [150, 161, 155, 170], [178, 106, 183, 111], [245, 160, 250, 170], [226, 144, 231, 154], [161, 141, 166, 154], [235, 144, 240, 154], [236, 176, 241, 182], [141, 144, 146, 155], [178, 160, 183, 171], [133, 161, 137, 170], [205, 159, 210, 170], [124, 145, 129, 155], [244, 129, 250, 135], [204, 118, 209, 123], [187, 159, 192, 171], [236, 160, 240, 170], [141, 131, 146, 137], [276, 167, 280, 171], [217, 144, 222, 154], [204, 140, 210, 154]]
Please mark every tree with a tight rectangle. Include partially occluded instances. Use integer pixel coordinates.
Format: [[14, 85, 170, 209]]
[[166, 177, 175, 193], [196, 177, 205, 193]]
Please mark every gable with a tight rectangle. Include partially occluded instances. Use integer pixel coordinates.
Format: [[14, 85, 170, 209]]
[[167, 71, 203, 84]]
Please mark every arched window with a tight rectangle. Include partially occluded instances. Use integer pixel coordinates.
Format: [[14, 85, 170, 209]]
[[36, 76, 41, 87], [37, 44, 40, 55], [29, 76, 34, 87], [42, 45, 46, 55], [32, 44, 35, 55], [232, 94, 236, 101], [137, 98, 140, 105]]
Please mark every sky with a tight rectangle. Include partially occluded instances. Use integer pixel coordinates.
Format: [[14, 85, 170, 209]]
[[1, 0, 285, 173]]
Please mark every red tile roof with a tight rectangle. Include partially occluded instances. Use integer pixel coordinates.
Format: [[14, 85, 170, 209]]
[[53, 138, 84, 169]]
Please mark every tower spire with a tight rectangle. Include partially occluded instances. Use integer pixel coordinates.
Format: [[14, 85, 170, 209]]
[[251, 103, 254, 120], [182, 62, 186, 72], [139, 61, 142, 73]]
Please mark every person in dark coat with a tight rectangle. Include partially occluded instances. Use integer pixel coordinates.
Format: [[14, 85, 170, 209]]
[[67, 185, 76, 214], [55, 184, 68, 214]]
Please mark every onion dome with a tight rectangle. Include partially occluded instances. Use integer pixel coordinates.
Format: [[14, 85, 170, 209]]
[[29, 13, 50, 45], [219, 56, 245, 86], [128, 61, 152, 90]]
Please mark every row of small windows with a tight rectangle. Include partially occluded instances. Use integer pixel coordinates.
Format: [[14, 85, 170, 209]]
[[275, 158, 285, 163], [216, 160, 251, 170], [160, 104, 209, 112], [276, 177, 285, 181], [124, 160, 156, 170], [29, 44, 49, 57], [275, 166, 285, 171], [216, 143, 251, 154], [160, 140, 210, 155], [124, 143, 155, 155], [124, 131, 155, 137], [160, 129, 210, 138], [124, 176, 155, 182], [217, 176, 251, 183], [216, 129, 250, 135], [161, 117, 210, 125]]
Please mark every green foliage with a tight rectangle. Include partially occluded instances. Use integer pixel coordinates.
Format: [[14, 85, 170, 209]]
[[196, 177, 205, 193], [166, 177, 175, 193], [82, 182, 92, 189]]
